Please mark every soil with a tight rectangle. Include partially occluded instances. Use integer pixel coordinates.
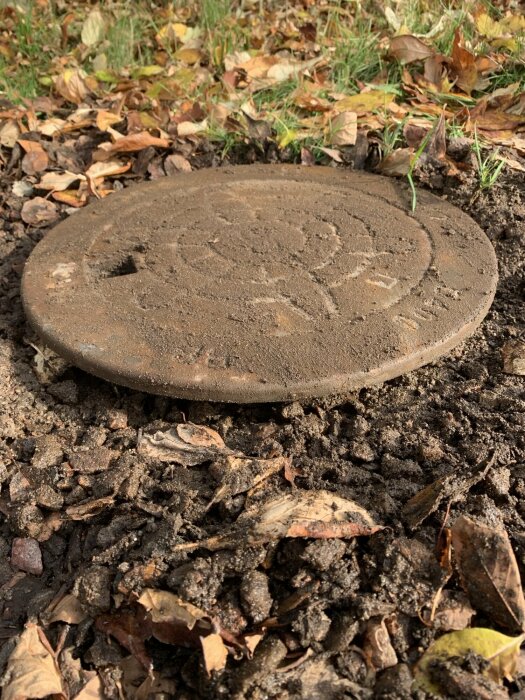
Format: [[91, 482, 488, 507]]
[[1, 140, 525, 699]]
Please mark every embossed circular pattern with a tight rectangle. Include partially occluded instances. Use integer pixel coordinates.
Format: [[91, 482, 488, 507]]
[[22, 165, 498, 402]]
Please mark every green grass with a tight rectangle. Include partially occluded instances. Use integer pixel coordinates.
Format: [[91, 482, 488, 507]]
[[472, 129, 505, 190], [105, 12, 154, 72], [0, 1, 61, 99]]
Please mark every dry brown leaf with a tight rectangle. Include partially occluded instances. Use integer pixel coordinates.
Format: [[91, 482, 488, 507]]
[[17, 139, 49, 175], [93, 131, 170, 161], [38, 171, 84, 192], [389, 35, 434, 64], [402, 456, 493, 527], [0, 119, 20, 148], [21, 197, 59, 227], [239, 490, 381, 543], [54, 69, 90, 104], [452, 515, 525, 633], [425, 112, 447, 160], [450, 30, 478, 94], [208, 454, 291, 506], [377, 148, 413, 176], [138, 422, 234, 465], [3, 623, 65, 700], [174, 490, 381, 551], [72, 674, 105, 699], [65, 496, 114, 520], [200, 633, 228, 674], [95, 110, 122, 132], [85, 159, 131, 180], [327, 111, 357, 146], [45, 593, 87, 625]]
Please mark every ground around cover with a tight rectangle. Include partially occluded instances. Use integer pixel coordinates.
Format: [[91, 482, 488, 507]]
[[1, 1, 525, 698]]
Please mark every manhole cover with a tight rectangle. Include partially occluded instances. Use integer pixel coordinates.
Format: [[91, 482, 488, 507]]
[[22, 165, 498, 403]]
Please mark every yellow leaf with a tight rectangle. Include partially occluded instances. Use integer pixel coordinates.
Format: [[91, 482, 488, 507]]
[[334, 91, 396, 114], [156, 22, 188, 45], [175, 48, 202, 65], [278, 129, 298, 148], [475, 12, 504, 39], [503, 15, 525, 32], [132, 65, 165, 78], [414, 628, 525, 695]]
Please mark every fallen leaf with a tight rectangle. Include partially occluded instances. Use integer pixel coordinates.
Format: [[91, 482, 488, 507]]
[[44, 593, 87, 625], [38, 171, 83, 192], [450, 30, 478, 94], [138, 423, 234, 465], [389, 35, 434, 64], [208, 454, 291, 506], [451, 515, 525, 633], [3, 623, 65, 700], [66, 496, 114, 520], [432, 590, 475, 632], [377, 148, 413, 176], [0, 119, 20, 148], [334, 91, 395, 114], [54, 69, 90, 104], [402, 455, 494, 527], [85, 159, 131, 180], [72, 675, 105, 699], [175, 490, 382, 551], [17, 139, 49, 175], [414, 628, 525, 694], [21, 197, 60, 227], [95, 110, 122, 131], [93, 131, 170, 160], [81, 9, 105, 47], [327, 111, 357, 146], [200, 633, 228, 674], [177, 119, 208, 136]]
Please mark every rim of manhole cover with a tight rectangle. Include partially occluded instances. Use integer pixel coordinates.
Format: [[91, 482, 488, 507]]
[[21, 165, 498, 403]]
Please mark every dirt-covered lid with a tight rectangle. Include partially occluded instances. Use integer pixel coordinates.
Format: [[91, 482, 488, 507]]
[[21, 165, 498, 402]]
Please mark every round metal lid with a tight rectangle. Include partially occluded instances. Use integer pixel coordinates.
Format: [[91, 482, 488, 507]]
[[21, 165, 498, 403]]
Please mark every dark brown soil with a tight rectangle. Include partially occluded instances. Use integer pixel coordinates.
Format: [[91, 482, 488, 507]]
[[1, 143, 525, 699]]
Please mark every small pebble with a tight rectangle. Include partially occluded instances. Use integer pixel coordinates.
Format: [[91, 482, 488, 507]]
[[11, 537, 43, 575]]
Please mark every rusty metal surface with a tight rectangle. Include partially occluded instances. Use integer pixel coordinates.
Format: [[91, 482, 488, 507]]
[[21, 165, 498, 403]]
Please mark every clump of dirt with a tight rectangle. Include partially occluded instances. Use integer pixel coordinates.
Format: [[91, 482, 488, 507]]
[[1, 139, 525, 698]]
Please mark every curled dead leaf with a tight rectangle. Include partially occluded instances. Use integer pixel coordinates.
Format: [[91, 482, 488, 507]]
[[3, 623, 65, 700], [93, 131, 170, 161], [54, 69, 90, 105], [451, 515, 525, 633], [138, 422, 234, 465], [389, 35, 434, 64]]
